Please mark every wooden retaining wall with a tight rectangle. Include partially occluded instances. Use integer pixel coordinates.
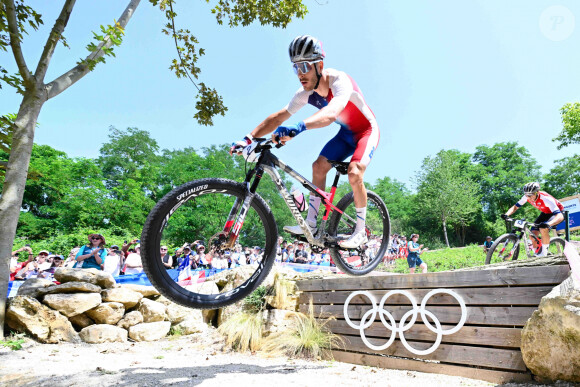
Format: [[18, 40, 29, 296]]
[[296, 265, 570, 384]]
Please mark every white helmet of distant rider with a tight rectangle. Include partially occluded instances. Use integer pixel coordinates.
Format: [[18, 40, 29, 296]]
[[523, 182, 540, 195]]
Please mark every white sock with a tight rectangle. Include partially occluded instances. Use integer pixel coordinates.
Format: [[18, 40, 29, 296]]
[[542, 245, 548, 255], [306, 196, 321, 227], [355, 207, 366, 232]]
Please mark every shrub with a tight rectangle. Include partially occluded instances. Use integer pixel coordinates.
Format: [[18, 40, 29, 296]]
[[218, 312, 263, 352], [243, 285, 268, 314], [261, 301, 344, 359]]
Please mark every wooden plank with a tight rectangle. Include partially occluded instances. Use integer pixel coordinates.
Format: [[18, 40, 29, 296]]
[[296, 265, 569, 292], [338, 334, 527, 371], [299, 286, 553, 306], [302, 304, 537, 326], [331, 351, 532, 384], [327, 320, 522, 348]]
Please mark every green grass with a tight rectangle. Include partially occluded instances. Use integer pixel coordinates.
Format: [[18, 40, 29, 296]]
[[378, 244, 488, 274]]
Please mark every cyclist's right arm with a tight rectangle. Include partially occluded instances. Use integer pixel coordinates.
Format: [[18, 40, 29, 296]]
[[251, 108, 292, 138], [505, 196, 527, 217]]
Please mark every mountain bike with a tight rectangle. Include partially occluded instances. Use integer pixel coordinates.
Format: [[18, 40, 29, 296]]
[[141, 138, 390, 309], [485, 216, 566, 264]]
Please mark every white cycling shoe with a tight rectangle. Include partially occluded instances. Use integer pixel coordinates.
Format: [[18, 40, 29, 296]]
[[338, 228, 368, 249], [283, 221, 317, 235]]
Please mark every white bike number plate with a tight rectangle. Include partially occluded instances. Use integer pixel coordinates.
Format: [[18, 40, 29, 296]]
[[514, 220, 526, 229]]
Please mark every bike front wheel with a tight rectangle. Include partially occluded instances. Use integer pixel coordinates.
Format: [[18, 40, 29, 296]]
[[548, 237, 566, 256], [327, 190, 390, 275], [141, 178, 277, 309], [485, 233, 520, 264]]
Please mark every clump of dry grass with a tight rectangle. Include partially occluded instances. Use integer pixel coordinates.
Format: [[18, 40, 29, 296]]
[[217, 311, 263, 352], [261, 300, 344, 359]]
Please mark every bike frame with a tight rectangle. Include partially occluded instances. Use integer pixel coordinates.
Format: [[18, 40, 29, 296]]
[[505, 219, 543, 259], [222, 142, 358, 249]]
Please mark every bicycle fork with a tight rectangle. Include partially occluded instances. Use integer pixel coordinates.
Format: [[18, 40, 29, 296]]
[[219, 168, 263, 249]]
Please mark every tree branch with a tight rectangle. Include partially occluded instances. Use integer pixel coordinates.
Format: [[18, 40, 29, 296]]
[[4, 0, 34, 86], [34, 0, 76, 82], [44, 0, 141, 100]]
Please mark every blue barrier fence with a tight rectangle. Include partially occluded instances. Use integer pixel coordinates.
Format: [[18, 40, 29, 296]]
[[7, 262, 336, 298]]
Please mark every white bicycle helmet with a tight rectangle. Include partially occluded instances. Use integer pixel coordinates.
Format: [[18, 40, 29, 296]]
[[288, 35, 325, 63], [523, 182, 540, 195]]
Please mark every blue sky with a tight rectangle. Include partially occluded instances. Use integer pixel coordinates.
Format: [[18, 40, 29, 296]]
[[1, 0, 579, 189]]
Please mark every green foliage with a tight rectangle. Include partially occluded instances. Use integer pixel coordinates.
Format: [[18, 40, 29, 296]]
[[194, 83, 228, 126], [218, 311, 263, 352], [78, 21, 125, 70], [554, 102, 580, 150], [471, 142, 541, 219], [243, 285, 268, 313], [544, 155, 580, 198], [414, 150, 481, 246], [1, 332, 26, 350], [0, 0, 43, 93], [372, 176, 413, 234], [0, 113, 16, 153], [261, 301, 344, 359], [209, 0, 308, 28]]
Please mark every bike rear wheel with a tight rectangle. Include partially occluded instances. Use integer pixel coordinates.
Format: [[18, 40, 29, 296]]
[[548, 237, 566, 256], [485, 233, 520, 264], [141, 178, 277, 309], [327, 190, 390, 275]]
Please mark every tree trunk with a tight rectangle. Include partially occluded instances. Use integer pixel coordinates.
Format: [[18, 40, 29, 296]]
[[442, 218, 450, 248], [0, 90, 46, 337]]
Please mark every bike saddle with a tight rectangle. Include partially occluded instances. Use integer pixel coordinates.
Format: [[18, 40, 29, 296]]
[[327, 160, 349, 175]]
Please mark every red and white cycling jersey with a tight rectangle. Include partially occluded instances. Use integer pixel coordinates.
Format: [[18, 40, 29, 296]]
[[284, 68, 378, 135], [515, 191, 564, 214]]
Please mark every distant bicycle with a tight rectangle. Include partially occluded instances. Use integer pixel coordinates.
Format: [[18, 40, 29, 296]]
[[141, 137, 390, 309], [485, 216, 565, 264]]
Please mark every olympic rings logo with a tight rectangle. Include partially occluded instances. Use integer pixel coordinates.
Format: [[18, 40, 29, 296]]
[[343, 289, 467, 356]]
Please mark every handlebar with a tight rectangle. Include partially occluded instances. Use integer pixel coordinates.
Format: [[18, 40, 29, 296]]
[[502, 216, 546, 229]]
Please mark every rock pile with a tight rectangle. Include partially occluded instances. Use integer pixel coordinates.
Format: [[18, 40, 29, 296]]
[[6, 265, 328, 345], [6, 268, 207, 344]]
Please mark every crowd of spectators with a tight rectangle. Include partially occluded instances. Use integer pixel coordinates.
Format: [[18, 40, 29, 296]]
[[10, 231, 454, 281]]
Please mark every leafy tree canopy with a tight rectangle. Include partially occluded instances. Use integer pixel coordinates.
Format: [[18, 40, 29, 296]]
[[554, 102, 580, 150]]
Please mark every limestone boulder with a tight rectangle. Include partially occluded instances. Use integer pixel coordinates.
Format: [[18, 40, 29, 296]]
[[172, 313, 206, 335], [521, 274, 580, 382], [128, 321, 171, 341], [101, 287, 143, 309], [166, 303, 191, 324], [80, 324, 128, 343], [39, 281, 102, 296], [6, 296, 80, 343], [16, 278, 54, 299], [54, 267, 115, 289], [121, 284, 160, 298], [137, 298, 167, 323], [68, 313, 95, 331], [42, 293, 102, 318], [116, 311, 144, 330], [85, 302, 125, 325], [262, 309, 298, 336]]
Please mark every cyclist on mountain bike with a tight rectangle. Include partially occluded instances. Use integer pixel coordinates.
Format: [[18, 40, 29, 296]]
[[230, 35, 379, 249], [502, 182, 564, 257]]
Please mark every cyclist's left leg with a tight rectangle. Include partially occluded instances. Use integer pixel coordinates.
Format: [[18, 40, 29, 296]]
[[338, 126, 379, 248]]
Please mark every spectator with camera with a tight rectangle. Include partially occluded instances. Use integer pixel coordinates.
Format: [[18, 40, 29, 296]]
[[75, 234, 107, 269], [124, 244, 144, 274]]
